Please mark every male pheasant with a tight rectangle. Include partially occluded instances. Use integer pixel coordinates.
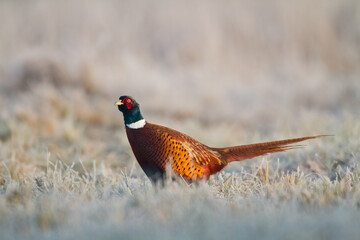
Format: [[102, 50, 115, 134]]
[[115, 95, 323, 183]]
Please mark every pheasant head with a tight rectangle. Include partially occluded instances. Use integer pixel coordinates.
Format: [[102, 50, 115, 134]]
[[115, 96, 145, 128]]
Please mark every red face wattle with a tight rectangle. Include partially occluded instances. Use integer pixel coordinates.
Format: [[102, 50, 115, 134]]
[[123, 98, 134, 110], [116, 96, 138, 113]]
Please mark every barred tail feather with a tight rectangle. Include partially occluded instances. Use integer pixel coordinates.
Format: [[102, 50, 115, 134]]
[[214, 135, 329, 163]]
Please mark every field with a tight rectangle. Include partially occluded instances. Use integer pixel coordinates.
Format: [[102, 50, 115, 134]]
[[0, 0, 360, 239]]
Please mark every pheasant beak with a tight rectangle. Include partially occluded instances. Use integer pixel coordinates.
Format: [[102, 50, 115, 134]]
[[114, 100, 123, 106]]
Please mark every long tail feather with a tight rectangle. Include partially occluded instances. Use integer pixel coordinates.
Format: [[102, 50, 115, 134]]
[[214, 135, 329, 163]]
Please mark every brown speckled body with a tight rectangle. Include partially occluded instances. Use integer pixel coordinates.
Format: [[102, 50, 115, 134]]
[[126, 122, 226, 182], [125, 121, 322, 182]]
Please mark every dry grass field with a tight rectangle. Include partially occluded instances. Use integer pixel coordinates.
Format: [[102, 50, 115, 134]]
[[0, 0, 360, 239]]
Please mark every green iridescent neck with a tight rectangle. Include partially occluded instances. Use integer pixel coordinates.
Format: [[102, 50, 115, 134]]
[[123, 108, 144, 125]]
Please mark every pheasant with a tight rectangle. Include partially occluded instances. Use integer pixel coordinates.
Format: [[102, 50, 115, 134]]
[[115, 95, 324, 183]]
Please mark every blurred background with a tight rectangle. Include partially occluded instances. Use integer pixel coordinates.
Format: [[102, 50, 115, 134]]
[[1, 2, 360, 239], [0, 0, 359, 177]]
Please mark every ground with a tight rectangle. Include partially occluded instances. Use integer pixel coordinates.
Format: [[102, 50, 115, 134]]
[[0, 1, 360, 239]]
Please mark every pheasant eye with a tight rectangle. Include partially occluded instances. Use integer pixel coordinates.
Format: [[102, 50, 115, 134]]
[[124, 98, 133, 109]]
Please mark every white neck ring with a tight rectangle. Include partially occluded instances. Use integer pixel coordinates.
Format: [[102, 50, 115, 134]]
[[126, 119, 146, 129]]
